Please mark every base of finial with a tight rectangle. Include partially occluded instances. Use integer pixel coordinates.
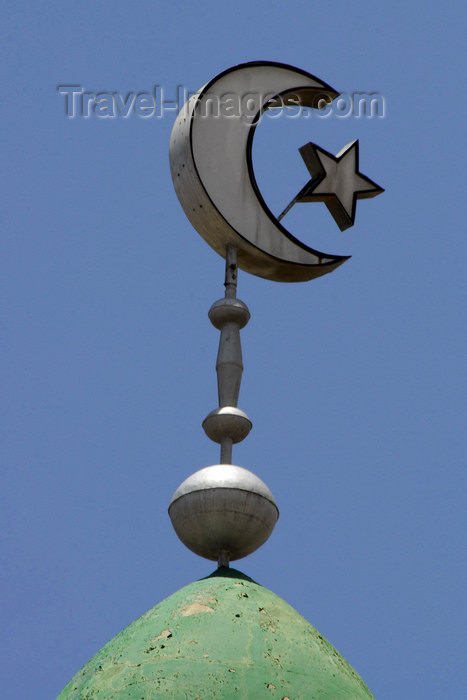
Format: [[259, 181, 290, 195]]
[[217, 551, 230, 568]]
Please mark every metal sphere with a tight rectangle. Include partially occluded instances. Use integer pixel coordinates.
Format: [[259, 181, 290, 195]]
[[168, 464, 279, 562], [202, 407, 252, 444], [208, 298, 250, 329]]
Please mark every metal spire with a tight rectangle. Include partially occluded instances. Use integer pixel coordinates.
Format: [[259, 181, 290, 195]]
[[202, 244, 252, 464], [168, 244, 278, 569]]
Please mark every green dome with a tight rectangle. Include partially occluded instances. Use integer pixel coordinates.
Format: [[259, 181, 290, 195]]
[[58, 568, 375, 699]]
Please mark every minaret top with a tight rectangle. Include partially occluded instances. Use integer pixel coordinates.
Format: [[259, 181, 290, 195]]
[[168, 244, 279, 568], [167, 60, 382, 567]]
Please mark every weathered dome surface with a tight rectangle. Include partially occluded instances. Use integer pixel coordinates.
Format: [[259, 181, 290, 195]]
[[58, 568, 375, 699]]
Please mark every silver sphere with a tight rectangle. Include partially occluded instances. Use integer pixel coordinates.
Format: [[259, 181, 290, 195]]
[[202, 407, 252, 444], [208, 298, 250, 329], [168, 464, 279, 562]]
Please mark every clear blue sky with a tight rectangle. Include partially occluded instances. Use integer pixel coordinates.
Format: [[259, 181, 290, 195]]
[[2, 2, 465, 698]]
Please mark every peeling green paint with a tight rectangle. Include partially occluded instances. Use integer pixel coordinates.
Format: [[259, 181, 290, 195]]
[[57, 568, 375, 699]]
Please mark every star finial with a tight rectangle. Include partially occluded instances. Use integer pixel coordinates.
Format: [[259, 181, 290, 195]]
[[278, 140, 384, 231]]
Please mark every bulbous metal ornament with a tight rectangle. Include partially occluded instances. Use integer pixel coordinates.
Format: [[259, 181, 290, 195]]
[[169, 464, 279, 563]]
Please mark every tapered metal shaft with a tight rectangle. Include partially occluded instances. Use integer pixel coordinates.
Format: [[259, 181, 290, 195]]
[[202, 245, 252, 464]]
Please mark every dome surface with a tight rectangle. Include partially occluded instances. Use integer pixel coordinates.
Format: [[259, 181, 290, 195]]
[[58, 568, 375, 699]]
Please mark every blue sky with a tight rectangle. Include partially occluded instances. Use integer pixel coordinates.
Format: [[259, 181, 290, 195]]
[[2, 2, 465, 698]]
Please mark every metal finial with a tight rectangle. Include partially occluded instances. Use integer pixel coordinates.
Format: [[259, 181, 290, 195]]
[[168, 245, 279, 567], [168, 465, 279, 566], [169, 62, 350, 283], [202, 245, 252, 464], [168, 62, 383, 569]]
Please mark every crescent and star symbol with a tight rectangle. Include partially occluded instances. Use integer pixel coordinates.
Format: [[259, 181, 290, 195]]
[[169, 61, 384, 283], [278, 140, 384, 231]]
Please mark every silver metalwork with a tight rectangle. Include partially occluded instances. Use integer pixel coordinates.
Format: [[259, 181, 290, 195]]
[[170, 463, 277, 501], [278, 141, 384, 230], [169, 61, 348, 283], [168, 246, 278, 567], [202, 408, 252, 445], [167, 62, 384, 569], [203, 245, 252, 464], [168, 465, 279, 564]]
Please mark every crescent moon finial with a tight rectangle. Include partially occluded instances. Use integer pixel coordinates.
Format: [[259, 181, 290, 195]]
[[169, 61, 352, 282], [170, 61, 383, 281], [168, 62, 384, 568]]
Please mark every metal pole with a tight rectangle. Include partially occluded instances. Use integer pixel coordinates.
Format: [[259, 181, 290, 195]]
[[203, 244, 252, 466]]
